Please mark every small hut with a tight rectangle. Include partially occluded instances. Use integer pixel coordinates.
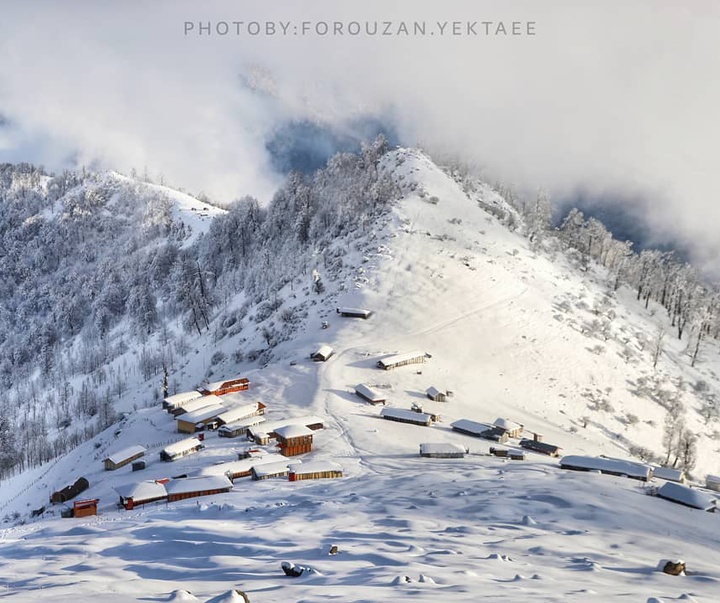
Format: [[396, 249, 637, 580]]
[[51, 477, 90, 504], [336, 307, 372, 319], [72, 498, 99, 518], [165, 475, 233, 502], [288, 460, 343, 481], [657, 482, 717, 511], [519, 439, 562, 457], [199, 377, 250, 396], [419, 443, 467, 458], [160, 437, 204, 462], [380, 407, 434, 427], [355, 383, 386, 405], [426, 387, 448, 402], [706, 475, 720, 492], [275, 424, 314, 457], [311, 345, 334, 362], [376, 351, 426, 371]]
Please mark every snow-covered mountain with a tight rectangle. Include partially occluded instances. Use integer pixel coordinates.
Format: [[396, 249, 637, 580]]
[[1, 146, 720, 602]]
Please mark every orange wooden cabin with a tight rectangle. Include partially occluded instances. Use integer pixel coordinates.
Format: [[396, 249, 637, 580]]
[[73, 498, 99, 518], [199, 377, 250, 396]]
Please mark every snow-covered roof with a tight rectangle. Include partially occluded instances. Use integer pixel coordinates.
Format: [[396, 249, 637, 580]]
[[216, 402, 262, 425], [218, 416, 266, 432], [355, 383, 385, 401], [560, 455, 652, 480], [426, 386, 444, 398], [378, 350, 425, 366], [451, 419, 492, 435], [250, 416, 325, 435], [706, 474, 720, 486], [202, 376, 248, 392], [419, 443, 467, 455], [275, 424, 314, 439], [163, 391, 202, 407], [175, 395, 223, 415], [162, 437, 203, 456], [493, 418, 523, 432], [252, 459, 297, 478], [106, 445, 146, 464], [337, 307, 371, 316], [652, 466, 685, 482], [288, 460, 342, 475], [176, 402, 226, 424], [381, 407, 433, 424], [113, 480, 167, 502], [657, 482, 717, 511], [165, 475, 233, 495], [198, 454, 284, 477], [312, 345, 334, 358]]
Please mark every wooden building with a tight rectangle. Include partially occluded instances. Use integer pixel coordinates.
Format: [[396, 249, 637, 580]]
[[165, 475, 233, 502], [559, 455, 653, 482], [199, 377, 250, 397], [376, 351, 426, 371], [489, 447, 526, 460], [275, 424, 314, 457], [355, 383, 386, 405], [247, 416, 325, 444], [104, 445, 146, 471], [163, 390, 202, 412], [160, 437, 204, 462], [288, 460, 343, 481], [451, 419, 509, 443], [426, 387, 448, 402], [198, 454, 284, 482], [176, 402, 226, 433], [311, 345, 334, 362], [419, 443, 467, 458], [252, 459, 297, 480], [114, 481, 168, 510], [380, 407, 434, 427], [336, 307, 372, 319], [493, 418, 524, 439], [218, 415, 266, 438], [72, 498, 99, 518], [51, 477, 89, 504], [519, 439, 562, 457], [652, 466, 686, 484]]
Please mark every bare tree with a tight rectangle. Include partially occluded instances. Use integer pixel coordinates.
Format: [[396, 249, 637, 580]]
[[651, 324, 665, 370]]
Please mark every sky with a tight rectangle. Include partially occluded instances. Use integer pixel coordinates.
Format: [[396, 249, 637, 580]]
[[0, 1, 718, 270]]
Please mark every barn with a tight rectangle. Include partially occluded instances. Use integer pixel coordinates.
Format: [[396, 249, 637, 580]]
[[657, 482, 717, 511], [275, 425, 314, 457], [380, 407, 434, 427], [165, 475, 233, 502], [104, 445, 146, 471], [160, 437, 204, 462], [199, 377, 250, 396], [176, 402, 227, 433], [559, 455, 653, 481], [355, 383, 386, 405], [519, 439, 562, 457], [51, 477, 89, 504], [426, 387, 448, 402], [311, 345, 334, 362], [336, 307, 372, 319], [114, 481, 168, 510], [419, 443, 467, 458], [163, 390, 202, 412], [218, 415, 266, 438], [376, 351, 426, 370], [288, 460, 343, 481]]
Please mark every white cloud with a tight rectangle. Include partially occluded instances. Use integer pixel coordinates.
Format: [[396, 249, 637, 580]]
[[0, 1, 718, 267]]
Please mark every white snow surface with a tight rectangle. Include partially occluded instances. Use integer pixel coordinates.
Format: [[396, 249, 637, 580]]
[[2, 148, 720, 601]]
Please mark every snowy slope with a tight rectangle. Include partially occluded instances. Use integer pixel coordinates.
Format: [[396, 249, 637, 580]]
[[2, 148, 720, 602]]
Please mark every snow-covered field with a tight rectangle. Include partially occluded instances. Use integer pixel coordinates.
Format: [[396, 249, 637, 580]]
[[2, 148, 720, 602]]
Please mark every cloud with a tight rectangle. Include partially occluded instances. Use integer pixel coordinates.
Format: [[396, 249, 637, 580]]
[[0, 1, 718, 269]]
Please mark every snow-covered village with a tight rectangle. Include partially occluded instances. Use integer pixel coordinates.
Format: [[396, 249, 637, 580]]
[[1, 2, 720, 602]]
